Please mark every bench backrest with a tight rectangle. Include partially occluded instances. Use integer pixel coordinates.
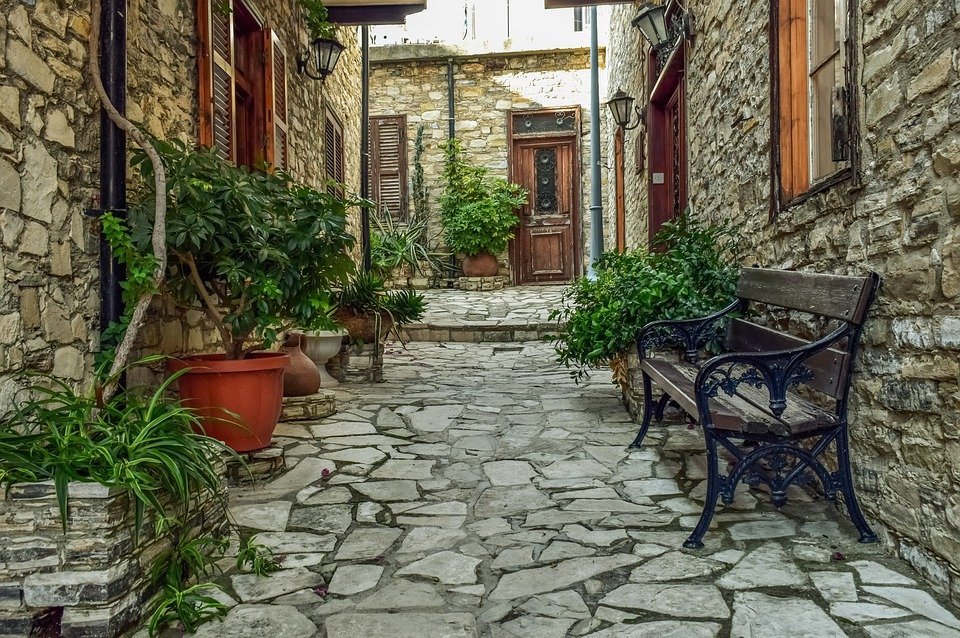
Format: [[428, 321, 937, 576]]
[[725, 268, 880, 400]]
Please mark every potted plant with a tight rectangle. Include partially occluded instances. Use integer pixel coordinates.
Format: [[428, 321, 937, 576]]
[[333, 272, 427, 344], [439, 139, 528, 277], [129, 140, 357, 452]]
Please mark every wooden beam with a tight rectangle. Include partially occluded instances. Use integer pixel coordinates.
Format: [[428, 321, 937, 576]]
[[325, 0, 424, 5], [544, 0, 633, 8], [327, 5, 423, 24]]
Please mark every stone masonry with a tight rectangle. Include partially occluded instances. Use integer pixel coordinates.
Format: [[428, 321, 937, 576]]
[[605, 0, 960, 601], [0, 0, 364, 413], [370, 42, 612, 282]]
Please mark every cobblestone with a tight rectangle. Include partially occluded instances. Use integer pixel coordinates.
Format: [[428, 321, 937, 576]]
[[161, 339, 960, 637]]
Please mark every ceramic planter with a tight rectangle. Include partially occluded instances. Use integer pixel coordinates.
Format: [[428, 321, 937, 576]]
[[462, 252, 499, 277], [303, 330, 346, 387], [168, 352, 290, 452]]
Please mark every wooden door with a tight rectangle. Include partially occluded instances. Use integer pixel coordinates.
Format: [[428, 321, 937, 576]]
[[512, 137, 578, 284], [648, 44, 687, 244]]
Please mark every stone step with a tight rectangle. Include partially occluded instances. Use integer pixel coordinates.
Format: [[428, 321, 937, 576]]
[[401, 321, 561, 343]]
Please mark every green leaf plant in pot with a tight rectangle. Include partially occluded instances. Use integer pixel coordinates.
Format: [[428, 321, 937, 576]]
[[439, 139, 528, 277], [129, 140, 357, 452], [333, 272, 427, 345]]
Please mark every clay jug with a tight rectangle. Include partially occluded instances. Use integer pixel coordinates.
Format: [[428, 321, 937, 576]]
[[281, 333, 321, 397]]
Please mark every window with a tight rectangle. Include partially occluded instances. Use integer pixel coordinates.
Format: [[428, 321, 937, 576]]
[[324, 110, 345, 198], [370, 116, 408, 219], [774, 0, 853, 203], [196, 0, 289, 169], [573, 7, 584, 32]]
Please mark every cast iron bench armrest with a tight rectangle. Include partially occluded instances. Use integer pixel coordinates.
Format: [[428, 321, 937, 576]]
[[637, 299, 744, 363], [693, 323, 851, 422]]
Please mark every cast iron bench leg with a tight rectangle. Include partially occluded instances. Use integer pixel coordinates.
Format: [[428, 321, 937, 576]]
[[629, 371, 655, 449], [684, 428, 723, 549], [836, 428, 879, 543]]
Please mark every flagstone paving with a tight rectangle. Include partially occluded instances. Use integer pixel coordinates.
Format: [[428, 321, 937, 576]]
[[180, 341, 959, 637]]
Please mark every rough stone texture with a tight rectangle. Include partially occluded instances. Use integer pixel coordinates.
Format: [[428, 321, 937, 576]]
[[0, 477, 227, 636], [457, 276, 506, 292], [280, 391, 337, 422], [370, 43, 612, 282], [605, 0, 960, 604]]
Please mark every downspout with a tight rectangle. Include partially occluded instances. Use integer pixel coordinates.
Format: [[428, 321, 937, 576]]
[[446, 58, 456, 286], [98, 0, 126, 337], [361, 25, 372, 271], [587, 6, 604, 278]]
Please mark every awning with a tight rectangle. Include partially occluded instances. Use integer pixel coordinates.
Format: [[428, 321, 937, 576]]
[[544, 0, 634, 7], [325, 0, 427, 25]]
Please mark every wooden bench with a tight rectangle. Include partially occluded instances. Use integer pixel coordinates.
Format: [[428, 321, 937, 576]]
[[632, 268, 881, 549]]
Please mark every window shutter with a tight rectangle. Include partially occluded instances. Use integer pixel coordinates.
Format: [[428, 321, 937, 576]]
[[197, 0, 236, 160], [776, 0, 809, 200], [325, 112, 345, 198], [370, 116, 408, 219], [263, 29, 289, 170]]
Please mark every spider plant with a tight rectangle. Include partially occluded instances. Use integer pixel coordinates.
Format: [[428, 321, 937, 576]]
[[0, 356, 233, 537]]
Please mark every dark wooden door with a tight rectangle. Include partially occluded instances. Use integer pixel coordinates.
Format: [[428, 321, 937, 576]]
[[648, 48, 687, 244], [512, 138, 578, 284]]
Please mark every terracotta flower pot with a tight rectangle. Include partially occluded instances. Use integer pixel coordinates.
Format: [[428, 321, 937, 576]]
[[281, 333, 321, 397], [168, 352, 291, 453], [333, 309, 394, 344], [303, 330, 346, 387], [462, 252, 499, 277]]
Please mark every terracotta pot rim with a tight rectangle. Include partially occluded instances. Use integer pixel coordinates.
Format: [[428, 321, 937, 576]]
[[167, 352, 291, 374]]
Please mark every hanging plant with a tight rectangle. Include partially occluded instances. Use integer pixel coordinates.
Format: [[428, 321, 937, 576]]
[[297, 0, 337, 40]]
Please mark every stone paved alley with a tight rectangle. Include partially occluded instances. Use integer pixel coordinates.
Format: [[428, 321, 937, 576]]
[[160, 291, 960, 638]]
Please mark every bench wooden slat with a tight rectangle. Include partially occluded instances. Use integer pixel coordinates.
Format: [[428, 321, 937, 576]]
[[641, 358, 838, 436], [737, 268, 876, 323], [724, 319, 849, 399]]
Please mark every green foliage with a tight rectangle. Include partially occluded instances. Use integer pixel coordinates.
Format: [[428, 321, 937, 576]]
[[550, 215, 740, 380], [439, 139, 527, 257], [335, 271, 426, 329], [129, 139, 359, 359], [0, 358, 233, 536], [295, 0, 336, 39], [382, 287, 427, 326], [370, 213, 445, 280], [148, 583, 228, 636], [96, 213, 161, 371], [236, 536, 281, 576], [411, 124, 429, 222]]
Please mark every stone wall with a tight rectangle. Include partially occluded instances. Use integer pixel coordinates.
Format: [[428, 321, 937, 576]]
[[606, 0, 960, 600], [0, 479, 228, 637], [0, 0, 363, 412], [0, 0, 102, 413], [369, 44, 610, 282]]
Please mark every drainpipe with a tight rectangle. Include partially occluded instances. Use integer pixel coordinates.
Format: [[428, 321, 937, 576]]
[[586, 6, 604, 279], [98, 0, 126, 338], [361, 25, 372, 272], [446, 58, 456, 286]]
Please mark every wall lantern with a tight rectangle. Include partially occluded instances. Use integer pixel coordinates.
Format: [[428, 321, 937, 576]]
[[631, 2, 669, 49], [297, 37, 346, 81], [608, 88, 644, 131]]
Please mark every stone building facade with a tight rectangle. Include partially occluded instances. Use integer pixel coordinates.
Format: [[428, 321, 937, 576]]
[[606, 0, 960, 601], [0, 0, 362, 413], [369, 41, 611, 283]]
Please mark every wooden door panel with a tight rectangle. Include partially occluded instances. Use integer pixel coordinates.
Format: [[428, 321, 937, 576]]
[[512, 137, 577, 284]]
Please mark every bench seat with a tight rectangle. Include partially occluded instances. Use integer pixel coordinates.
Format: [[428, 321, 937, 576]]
[[641, 358, 838, 436]]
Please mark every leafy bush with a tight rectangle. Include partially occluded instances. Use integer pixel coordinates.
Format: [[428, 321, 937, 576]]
[[439, 139, 527, 256], [551, 215, 740, 379], [129, 140, 358, 359]]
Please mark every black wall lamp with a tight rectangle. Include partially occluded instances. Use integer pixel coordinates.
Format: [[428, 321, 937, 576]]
[[297, 37, 346, 81], [608, 88, 645, 131], [631, 1, 695, 52]]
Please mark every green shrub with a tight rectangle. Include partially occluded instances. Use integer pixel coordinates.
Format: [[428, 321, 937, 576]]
[[550, 215, 740, 380], [439, 139, 527, 256]]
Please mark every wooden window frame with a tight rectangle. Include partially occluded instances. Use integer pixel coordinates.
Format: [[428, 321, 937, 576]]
[[770, 0, 860, 218], [370, 115, 409, 219], [196, 0, 289, 170]]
